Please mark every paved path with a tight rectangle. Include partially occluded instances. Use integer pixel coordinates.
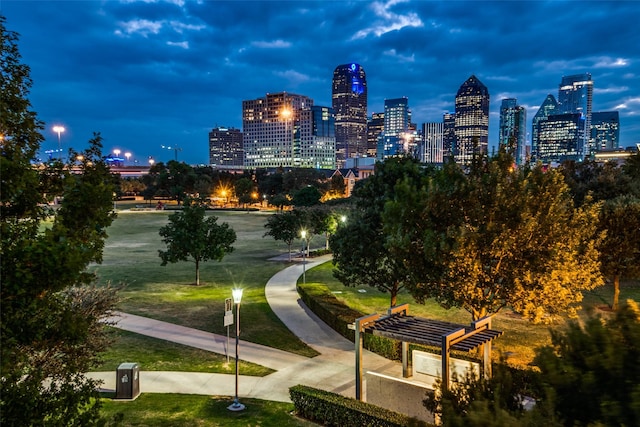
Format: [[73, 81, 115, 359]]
[[88, 254, 401, 402]]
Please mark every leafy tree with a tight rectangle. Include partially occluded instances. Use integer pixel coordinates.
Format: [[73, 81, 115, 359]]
[[384, 150, 603, 322], [158, 198, 236, 285], [534, 300, 640, 426], [234, 176, 254, 208], [598, 195, 640, 310], [292, 185, 322, 207], [331, 157, 423, 307], [1, 17, 119, 425], [560, 159, 631, 206], [263, 210, 304, 261]]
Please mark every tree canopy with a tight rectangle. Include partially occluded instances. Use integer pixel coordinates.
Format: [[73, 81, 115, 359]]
[[158, 198, 236, 285], [384, 150, 603, 322], [1, 17, 119, 425]]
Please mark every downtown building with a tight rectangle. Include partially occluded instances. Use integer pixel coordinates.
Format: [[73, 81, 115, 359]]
[[536, 112, 584, 163], [531, 94, 560, 161], [208, 127, 243, 169], [242, 92, 335, 169], [366, 112, 384, 158], [454, 75, 490, 164], [591, 111, 620, 151], [332, 63, 368, 167], [420, 121, 444, 164], [498, 98, 527, 164], [557, 73, 593, 158], [377, 97, 415, 160]]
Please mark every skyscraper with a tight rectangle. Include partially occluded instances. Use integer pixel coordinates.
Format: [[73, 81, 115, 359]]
[[378, 97, 411, 160], [297, 106, 337, 169], [531, 94, 559, 161], [591, 111, 620, 151], [208, 127, 243, 169], [557, 73, 593, 158], [332, 63, 367, 167], [536, 113, 584, 163], [499, 98, 527, 164], [454, 75, 489, 164], [366, 112, 384, 158], [421, 122, 444, 164], [442, 112, 455, 161], [242, 92, 313, 169]]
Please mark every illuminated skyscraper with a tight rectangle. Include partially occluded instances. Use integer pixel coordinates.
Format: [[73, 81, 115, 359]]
[[536, 113, 584, 163], [421, 122, 444, 164], [366, 112, 384, 158], [591, 111, 620, 151], [499, 98, 527, 164], [531, 94, 559, 161], [242, 92, 313, 169], [442, 112, 455, 161], [558, 73, 593, 158], [378, 97, 412, 160], [332, 63, 367, 167], [208, 127, 243, 169], [297, 106, 337, 169], [454, 75, 489, 164]]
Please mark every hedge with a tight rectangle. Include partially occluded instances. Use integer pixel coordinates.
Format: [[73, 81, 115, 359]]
[[297, 283, 402, 360], [289, 384, 432, 427]]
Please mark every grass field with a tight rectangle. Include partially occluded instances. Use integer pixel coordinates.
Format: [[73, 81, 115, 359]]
[[100, 393, 316, 426]]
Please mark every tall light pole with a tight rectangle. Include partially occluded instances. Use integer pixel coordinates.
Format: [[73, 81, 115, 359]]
[[52, 126, 65, 159], [228, 288, 245, 412], [113, 149, 121, 166], [161, 144, 182, 161], [125, 152, 131, 164], [301, 230, 307, 284]]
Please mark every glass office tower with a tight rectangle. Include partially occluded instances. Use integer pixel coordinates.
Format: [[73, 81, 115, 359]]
[[454, 75, 489, 164], [332, 63, 367, 167], [558, 73, 593, 158], [499, 98, 527, 165]]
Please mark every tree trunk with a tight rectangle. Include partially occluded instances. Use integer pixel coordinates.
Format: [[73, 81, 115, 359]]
[[612, 274, 620, 311], [390, 291, 397, 308], [195, 259, 200, 286]]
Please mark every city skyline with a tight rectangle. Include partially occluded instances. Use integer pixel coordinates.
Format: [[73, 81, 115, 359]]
[[3, 0, 640, 165]]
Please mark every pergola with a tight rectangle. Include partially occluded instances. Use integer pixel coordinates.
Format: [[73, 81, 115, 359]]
[[354, 304, 503, 399]]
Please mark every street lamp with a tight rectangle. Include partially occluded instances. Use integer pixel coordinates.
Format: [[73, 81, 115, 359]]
[[228, 288, 245, 412], [148, 157, 155, 166], [113, 149, 121, 166], [300, 230, 307, 284], [52, 125, 65, 159], [125, 152, 131, 164]]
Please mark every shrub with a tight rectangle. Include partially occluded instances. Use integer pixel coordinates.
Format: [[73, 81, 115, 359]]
[[290, 385, 431, 427]]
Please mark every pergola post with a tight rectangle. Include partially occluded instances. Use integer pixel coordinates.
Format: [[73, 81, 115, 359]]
[[402, 341, 410, 378], [472, 316, 493, 379], [441, 328, 465, 391], [354, 313, 379, 401]]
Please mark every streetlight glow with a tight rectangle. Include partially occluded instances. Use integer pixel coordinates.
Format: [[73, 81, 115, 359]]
[[52, 126, 65, 159], [228, 288, 245, 411], [300, 230, 307, 284], [125, 152, 131, 163]]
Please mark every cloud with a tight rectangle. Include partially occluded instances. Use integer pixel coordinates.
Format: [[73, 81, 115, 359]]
[[273, 70, 310, 85], [352, 0, 423, 39], [594, 86, 629, 95], [167, 41, 189, 49], [593, 57, 629, 68], [251, 40, 291, 49], [115, 19, 163, 37], [169, 21, 206, 33], [383, 49, 415, 63]]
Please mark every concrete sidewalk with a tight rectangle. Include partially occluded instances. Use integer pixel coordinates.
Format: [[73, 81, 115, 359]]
[[90, 254, 402, 402]]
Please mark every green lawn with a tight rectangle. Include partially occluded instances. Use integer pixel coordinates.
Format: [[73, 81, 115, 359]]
[[100, 393, 316, 426], [94, 210, 320, 359]]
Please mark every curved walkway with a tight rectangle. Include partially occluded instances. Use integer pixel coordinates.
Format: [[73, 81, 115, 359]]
[[88, 254, 401, 402]]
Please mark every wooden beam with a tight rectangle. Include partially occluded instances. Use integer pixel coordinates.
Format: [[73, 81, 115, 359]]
[[355, 313, 379, 401]]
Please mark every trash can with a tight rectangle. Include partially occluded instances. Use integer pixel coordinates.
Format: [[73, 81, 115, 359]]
[[115, 362, 140, 399]]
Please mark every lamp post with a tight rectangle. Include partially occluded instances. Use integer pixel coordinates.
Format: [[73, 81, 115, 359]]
[[125, 152, 131, 164], [300, 230, 307, 284], [228, 288, 245, 411], [52, 125, 65, 159], [113, 149, 121, 166]]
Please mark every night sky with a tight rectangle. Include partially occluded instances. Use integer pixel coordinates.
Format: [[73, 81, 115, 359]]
[[3, 0, 639, 165]]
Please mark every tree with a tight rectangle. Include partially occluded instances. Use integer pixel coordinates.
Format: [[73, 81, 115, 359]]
[[158, 198, 236, 285], [598, 195, 640, 310], [234, 176, 254, 208], [1, 17, 119, 425], [534, 300, 640, 426], [331, 157, 423, 307], [263, 210, 306, 261], [292, 185, 322, 207], [384, 150, 603, 322]]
